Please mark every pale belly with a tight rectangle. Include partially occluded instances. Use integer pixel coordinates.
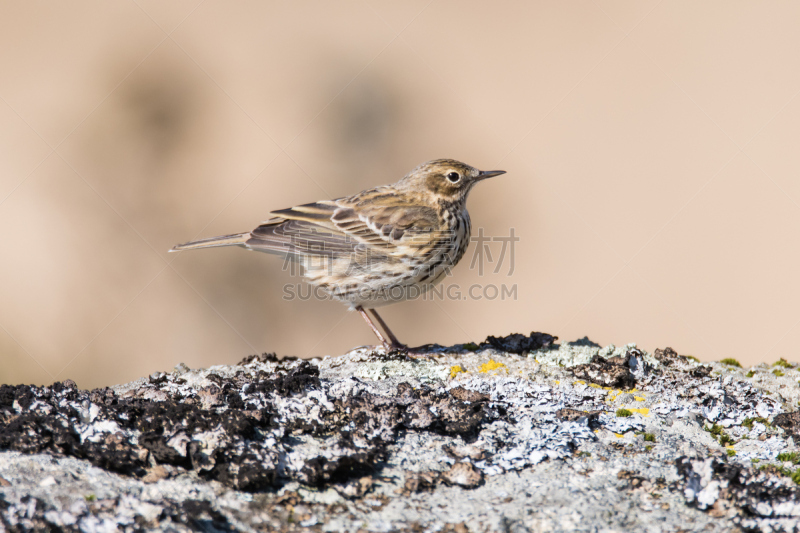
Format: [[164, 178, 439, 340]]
[[299, 246, 459, 309]]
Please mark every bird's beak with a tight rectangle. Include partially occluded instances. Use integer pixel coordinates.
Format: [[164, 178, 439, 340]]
[[476, 169, 506, 181]]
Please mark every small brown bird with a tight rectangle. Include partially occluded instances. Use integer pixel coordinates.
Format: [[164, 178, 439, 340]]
[[170, 159, 505, 351]]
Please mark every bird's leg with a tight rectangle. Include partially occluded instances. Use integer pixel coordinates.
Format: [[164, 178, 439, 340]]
[[367, 309, 407, 350], [357, 307, 428, 358], [356, 306, 391, 350]]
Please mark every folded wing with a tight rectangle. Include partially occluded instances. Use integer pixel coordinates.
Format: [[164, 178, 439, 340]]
[[249, 194, 441, 260]]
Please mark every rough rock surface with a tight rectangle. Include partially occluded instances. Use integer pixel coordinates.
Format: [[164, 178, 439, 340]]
[[2, 335, 800, 532]]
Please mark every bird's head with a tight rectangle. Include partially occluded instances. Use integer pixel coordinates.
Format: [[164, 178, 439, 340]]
[[400, 159, 505, 205]]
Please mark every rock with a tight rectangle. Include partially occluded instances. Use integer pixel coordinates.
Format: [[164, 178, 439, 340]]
[[441, 462, 483, 488], [556, 408, 600, 426], [336, 476, 373, 499], [773, 411, 800, 443], [444, 444, 487, 461], [691, 365, 713, 378], [141, 465, 169, 483], [1, 335, 800, 532], [481, 332, 558, 354], [402, 471, 438, 494], [570, 354, 636, 389]]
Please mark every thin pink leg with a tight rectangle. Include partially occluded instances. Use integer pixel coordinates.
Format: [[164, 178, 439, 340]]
[[356, 306, 390, 349]]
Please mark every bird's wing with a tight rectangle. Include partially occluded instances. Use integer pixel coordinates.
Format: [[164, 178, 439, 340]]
[[247, 194, 440, 258]]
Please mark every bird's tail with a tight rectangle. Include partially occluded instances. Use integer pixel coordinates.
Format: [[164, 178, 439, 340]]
[[169, 232, 250, 252]]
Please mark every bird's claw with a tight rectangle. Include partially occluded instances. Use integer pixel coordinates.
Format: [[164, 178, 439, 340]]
[[383, 343, 431, 359]]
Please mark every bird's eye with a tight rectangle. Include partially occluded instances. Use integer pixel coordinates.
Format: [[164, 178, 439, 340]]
[[446, 172, 460, 183]]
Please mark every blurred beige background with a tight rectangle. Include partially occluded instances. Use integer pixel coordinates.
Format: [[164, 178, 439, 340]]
[[2, 1, 799, 389]]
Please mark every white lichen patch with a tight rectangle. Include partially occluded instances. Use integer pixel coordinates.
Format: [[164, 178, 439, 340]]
[[352, 360, 451, 382]]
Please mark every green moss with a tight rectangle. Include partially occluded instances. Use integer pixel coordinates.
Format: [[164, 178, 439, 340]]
[[746, 370, 755, 378], [462, 342, 479, 351], [645, 445, 653, 452], [727, 449, 736, 457], [751, 458, 760, 464], [684, 355, 700, 363], [84, 494, 96, 502], [774, 358, 793, 368], [643, 433, 656, 442], [576, 451, 591, 458], [616, 409, 633, 418], [777, 452, 800, 464], [704, 423, 735, 446], [719, 358, 742, 368], [773, 369, 785, 377], [757, 463, 800, 485], [741, 417, 770, 429]]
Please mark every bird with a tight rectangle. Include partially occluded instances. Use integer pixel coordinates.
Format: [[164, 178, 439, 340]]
[[170, 159, 505, 352]]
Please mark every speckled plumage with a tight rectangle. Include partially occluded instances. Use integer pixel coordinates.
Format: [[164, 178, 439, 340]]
[[171, 159, 505, 349]]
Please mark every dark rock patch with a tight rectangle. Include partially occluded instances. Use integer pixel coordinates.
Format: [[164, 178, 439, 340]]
[[301, 451, 380, 487], [690, 365, 712, 379], [481, 332, 558, 354], [773, 411, 800, 444], [248, 360, 320, 396], [449, 387, 490, 403], [653, 347, 680, 366], [333, 382, 494, 445], [570, 354, 636, 389], [678, 456, 800, 525]]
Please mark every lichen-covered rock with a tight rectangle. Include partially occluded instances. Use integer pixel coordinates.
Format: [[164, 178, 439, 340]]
[[570, 353, 636, 389], [1, 337, 800, 532]]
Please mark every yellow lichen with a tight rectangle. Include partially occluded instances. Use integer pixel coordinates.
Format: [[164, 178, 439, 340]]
[[606, 389, 623, 403], [614, 433, 624, 438], [634, 396, 645, 402], [450, 365, 465, 379], [573, 380, 586, 386], [588, 383, 601, 389], [629, 408, 650, 417], [479, 360, 507, 374]]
